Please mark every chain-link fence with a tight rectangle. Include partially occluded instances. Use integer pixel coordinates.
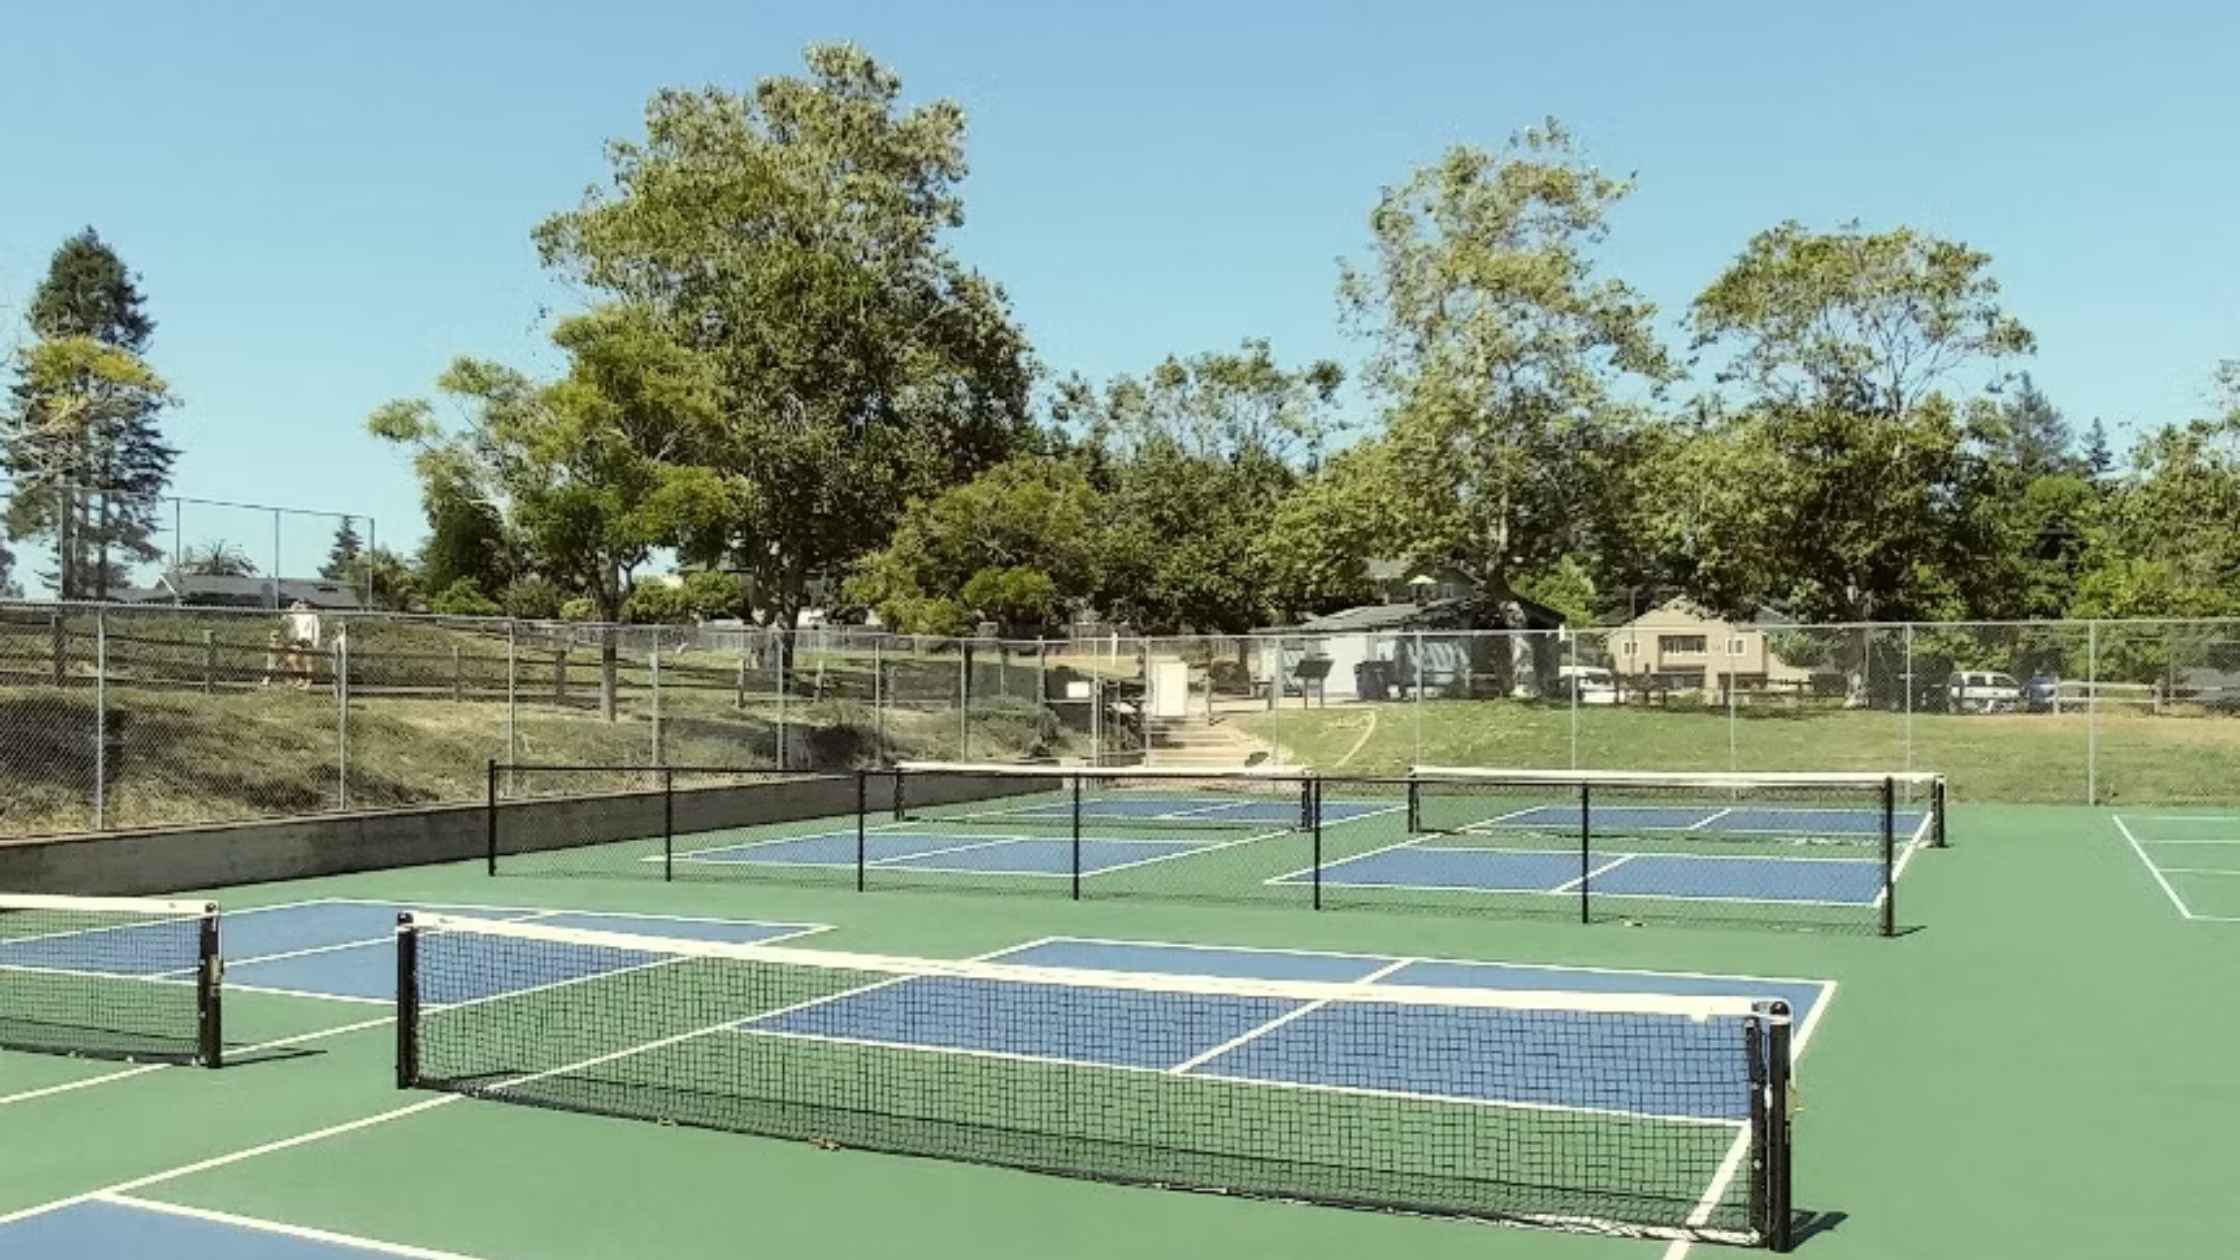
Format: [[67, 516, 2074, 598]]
[[2, 603, 2238, 839]]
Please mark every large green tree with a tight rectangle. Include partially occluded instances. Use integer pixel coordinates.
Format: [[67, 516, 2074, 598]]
[[845, 455, 1108, 635], [1337, 122, 1676, 677], [1055, 340, 1344, 632], [3, 229, 176, 598], [531, 45, 1034, 636], [371, 303, 723, 715], [1673, 222, 2036, 627]]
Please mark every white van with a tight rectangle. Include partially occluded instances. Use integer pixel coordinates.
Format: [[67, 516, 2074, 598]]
[[1947, 670, 2021, 714], [1559, 664, 1619, 705]]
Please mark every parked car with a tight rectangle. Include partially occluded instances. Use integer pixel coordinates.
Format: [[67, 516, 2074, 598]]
[[1948, 670, 2022, 714], [2023, 673, 2060, 713], [1558, 664, 1620, 705]]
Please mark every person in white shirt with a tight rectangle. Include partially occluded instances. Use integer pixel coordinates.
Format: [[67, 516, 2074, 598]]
[[280, 600, 321, 689]]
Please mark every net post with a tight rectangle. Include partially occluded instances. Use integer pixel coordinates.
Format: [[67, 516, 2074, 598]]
[[891, 766, 907, 821], [855, 770, 868, 893], [1933, 775, 1948, 848], [394, 914, 419, 1090], [662, 766, 675, 884], [1881, 776, 1897, 937], [484, 758, 498, 877], [1405, 774, 1422, 834], [1070, 772, 1083, 902], [1578, 782, 1592, 925], [1311, 778, 1323, 911], [196, 904, 223, 1069], [1760, 1000, 1795, 1251]]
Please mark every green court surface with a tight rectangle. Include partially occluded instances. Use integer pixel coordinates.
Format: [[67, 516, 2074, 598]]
[[5, 802, 2239, 1259]]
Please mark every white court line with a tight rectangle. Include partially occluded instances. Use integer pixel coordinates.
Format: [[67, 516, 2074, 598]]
[[1260, 834, 1426, 886], [1550, 854, 1636, 894], [2161, 867, 2240, 877], [2147, 815, 2240, 823], [1166, 958, 1415, 1075], [2144, 838, 2240, 845], [1685, 808, 1734, 832], [2112, 816, 2196, 921], [0, 1013, 394, 1107], [94, 1194, 496, 1260]]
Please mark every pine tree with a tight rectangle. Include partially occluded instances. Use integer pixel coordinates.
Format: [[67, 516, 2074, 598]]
[[1994, 373, 2075, 475], [2083, 417, 2115, 479], [2, 228, 176, 599], [321, 516, 364, 579]]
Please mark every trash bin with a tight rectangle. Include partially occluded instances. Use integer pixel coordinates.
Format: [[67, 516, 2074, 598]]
[[1354, 659, 1391, 702]]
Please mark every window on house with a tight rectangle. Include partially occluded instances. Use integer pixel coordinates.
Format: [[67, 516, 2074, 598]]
[[1658, 634, 1708, 655], [1727, 637, 1748, 656], [1621, 639, 1637, 657]]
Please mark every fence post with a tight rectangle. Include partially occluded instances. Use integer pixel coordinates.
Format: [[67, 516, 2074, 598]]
[[553, 647, 567, 706], [504, 622, 517, 788], [1903, 623, 1915, 775], [336, 625, 350, 810], [649, 644, 662, 766], [202, 630, 215, 694], [1579, 782, 1592, 925], [1414, 629, 1425, 766], [734, 650, 746, 711], [93, 608, 107, 830], [957, 645, 968, 758], [451, 645, 462, 703], [2086, 621, 2099, 804], [1880, 776, 1896, 937], [49, 609, 63, 686], [775, 630, 788, 771]]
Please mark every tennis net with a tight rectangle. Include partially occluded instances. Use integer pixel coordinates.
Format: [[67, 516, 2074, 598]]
[[397, 913, 1794, 1248], [890, 761, 1315, 834], [0, 894, 223, 1066], [1394, 767, 1945, 936]]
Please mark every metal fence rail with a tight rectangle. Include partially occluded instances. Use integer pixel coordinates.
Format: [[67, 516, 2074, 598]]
[[0, 601, 2235, 839]]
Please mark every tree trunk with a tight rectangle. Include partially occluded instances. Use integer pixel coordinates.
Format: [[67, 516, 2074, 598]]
[[599, 626, 618, 721]]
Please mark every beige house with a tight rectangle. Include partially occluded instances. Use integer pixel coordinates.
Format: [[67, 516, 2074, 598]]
[[1599, 598, 1815, 695]]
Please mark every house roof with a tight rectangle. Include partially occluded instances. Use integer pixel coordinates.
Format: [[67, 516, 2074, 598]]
[[115, 575, 366, 610], [1267, 592, 1566, 634]]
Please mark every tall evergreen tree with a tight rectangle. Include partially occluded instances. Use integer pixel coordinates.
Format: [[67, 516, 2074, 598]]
[[2082, 417, 2116, 478], [1993, 373, 2075, 475], [2, 228, 175, 598], [320, 515, 365, 580]]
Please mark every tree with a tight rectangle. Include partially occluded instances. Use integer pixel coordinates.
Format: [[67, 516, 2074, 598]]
[[2070, 414, 2240, 621], [2, 229, 176, 599], [1054, 342, 1343, 632], [320, 516, 365, 581], [341, 546, 421, 611], [3, 335, 176, 597], [418, 495, 508, 596], [174, 539, 259, 578], [1675, 222, 2035, 633], [370, 303, 721, 717], [2081, 418, 2116, 479], [1337, 122, 1676, 685], [1991, 373, 2074, 475], [532, 45, 1035, 639], [845, 455, 1107, 635], [428, 576, 501, 617]]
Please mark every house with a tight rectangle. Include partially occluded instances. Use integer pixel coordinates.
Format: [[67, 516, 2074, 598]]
[[1250, 584, 1569, 703], [112, 575, 367, 611], [1600, 597, 1815, 696]]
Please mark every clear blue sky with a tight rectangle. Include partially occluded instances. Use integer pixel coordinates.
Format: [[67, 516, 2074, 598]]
[[3, 1, 2235, 588]]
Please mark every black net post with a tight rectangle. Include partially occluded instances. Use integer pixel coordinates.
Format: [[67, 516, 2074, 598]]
[[1070, 772, 1083, 902], [855, 770, 868, 893], [1762, 1000, 1794, 1252], [484, 758, 498, 877], [1405, 775, 1422, 833], [394, 913, 419, 1089], [1311, 778, 1323, 911], [1933, 776, 1948, 848], [1880, 776, 1897, 938], [662, 766, 675, 883], [1578, 782, 1592, 925], [892, 768, 907, 822], [195, 904, 223, 1068]]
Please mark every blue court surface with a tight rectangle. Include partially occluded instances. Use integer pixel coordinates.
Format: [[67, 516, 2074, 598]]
[[1275, 844, 1892, 905], [675, 827, 1242, 878], [957, 795, 1392, 827], [0, 1197, 491, 1259], [3, 898, 826, 1007], [1449, 803, 1929, 838], [722, 937, 1832, 1122]]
